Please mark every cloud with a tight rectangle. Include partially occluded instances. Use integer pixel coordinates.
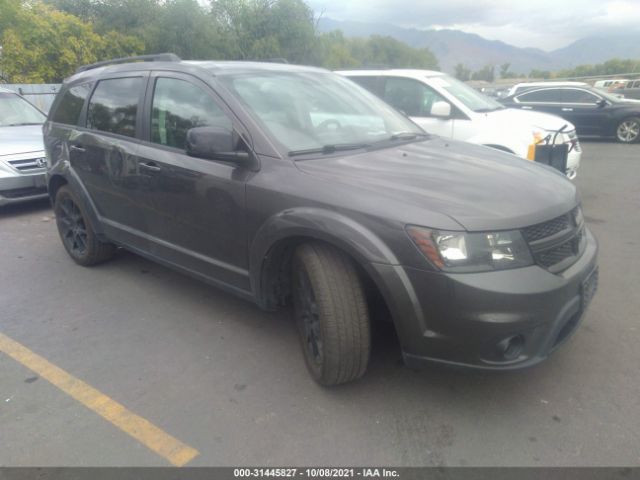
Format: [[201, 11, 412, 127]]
[[307, 0, 640, 49]]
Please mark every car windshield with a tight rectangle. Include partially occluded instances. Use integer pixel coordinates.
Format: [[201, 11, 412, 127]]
[[218, 71, 424, 155], [0, 92, 46, 127], [429, 75, 505, 112]]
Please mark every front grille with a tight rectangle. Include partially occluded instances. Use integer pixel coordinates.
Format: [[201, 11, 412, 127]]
[[523, 207, 585, 272], [7, 157, 47, 172], [523, 214, 571, 242]]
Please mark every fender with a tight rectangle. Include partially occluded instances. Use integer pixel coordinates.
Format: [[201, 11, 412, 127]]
[[249, 207, 401, 305], [47, 158, 105, 238]]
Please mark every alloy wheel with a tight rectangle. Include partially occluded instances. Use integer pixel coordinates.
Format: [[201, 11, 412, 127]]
[[617, 119, 640, 143], [57, 197, 88, 257]]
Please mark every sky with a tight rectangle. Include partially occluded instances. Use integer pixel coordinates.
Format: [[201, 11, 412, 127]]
[[305, 0, 640, 51]]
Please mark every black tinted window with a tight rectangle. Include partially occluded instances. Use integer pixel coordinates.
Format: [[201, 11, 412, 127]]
[[561, 89, 600, 103], [87, 77, 143, 137], [51, 84, 92, 125], [349, 76, 379, 94], [517, 89, 563, 103], [383, 77, 446, 116], [151, 77, 231, 149]]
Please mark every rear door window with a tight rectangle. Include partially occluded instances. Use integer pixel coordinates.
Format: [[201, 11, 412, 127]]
[[349, 76, 381, 95], [86, 77, 144, 138]]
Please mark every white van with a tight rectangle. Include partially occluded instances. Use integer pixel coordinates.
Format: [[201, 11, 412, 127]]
[[337, 70, 582, 179]]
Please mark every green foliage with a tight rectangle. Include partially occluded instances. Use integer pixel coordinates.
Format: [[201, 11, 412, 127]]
[[499, 62, 516, 79], [471, 64, 495, 82], [454, 63, 471, 81], [2, 0, 440, 81], [1, 2, 143, 83], [556, 58, 640, 78]]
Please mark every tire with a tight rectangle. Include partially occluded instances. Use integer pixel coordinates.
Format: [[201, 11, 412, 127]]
[[292, 242, 371, 386], [54, 185, 116, 266], [615, 117, 640, 143]]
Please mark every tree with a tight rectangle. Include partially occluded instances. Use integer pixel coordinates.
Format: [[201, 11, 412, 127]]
[[500, 62, 516, 79], [0, 2, 142, 83], [454, 63, 471, 81], [471, 64, 495, 82]]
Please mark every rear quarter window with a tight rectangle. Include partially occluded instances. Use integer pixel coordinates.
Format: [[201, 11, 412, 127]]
[[51, 84, 92, 125]]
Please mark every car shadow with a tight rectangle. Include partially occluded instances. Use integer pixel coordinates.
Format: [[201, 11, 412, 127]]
[[0, 198, 51, 218]]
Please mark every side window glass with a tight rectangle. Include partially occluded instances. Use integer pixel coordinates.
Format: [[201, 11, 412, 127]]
[[383, 77, 447, 117], [87, 77, 143, 137], [517, 89, 563, 103], [51, 83, 92, 125], [349, 76, 379, 95], [151, 77, 232, 149], [561, 89, 599, 104]]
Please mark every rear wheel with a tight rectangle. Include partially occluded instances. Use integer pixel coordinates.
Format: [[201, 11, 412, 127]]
[[54, 186, 116, 266], [616, 117, 640, 143], [292, 242, 371, 386]]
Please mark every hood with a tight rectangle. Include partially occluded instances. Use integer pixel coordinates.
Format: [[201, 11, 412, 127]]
[[296, 137, 578, 231], [0, 125, 45, 157], [484, 108, 575, 132]]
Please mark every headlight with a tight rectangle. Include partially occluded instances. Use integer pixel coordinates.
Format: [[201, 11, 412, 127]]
[[406, 226, 534, 272]]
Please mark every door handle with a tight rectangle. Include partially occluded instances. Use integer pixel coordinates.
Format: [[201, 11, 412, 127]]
[[562, 108, 574, 112], [139, 161, 161, 173], [70, 145, 86, 153]]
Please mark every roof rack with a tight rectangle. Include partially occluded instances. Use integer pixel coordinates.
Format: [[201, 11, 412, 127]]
[[75, 53, 181, 74]]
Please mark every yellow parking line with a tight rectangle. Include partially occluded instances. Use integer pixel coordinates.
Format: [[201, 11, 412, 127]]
[[0, 332, 199, 467]]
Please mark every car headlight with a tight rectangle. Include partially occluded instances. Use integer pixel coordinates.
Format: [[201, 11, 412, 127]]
[[406, 226, 534, 272]]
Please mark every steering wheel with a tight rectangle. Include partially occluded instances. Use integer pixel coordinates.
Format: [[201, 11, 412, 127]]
[[316, 119, 342, 131]]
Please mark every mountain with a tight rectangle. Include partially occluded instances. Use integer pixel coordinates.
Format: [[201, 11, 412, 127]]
[[317, 18, 640, 74]]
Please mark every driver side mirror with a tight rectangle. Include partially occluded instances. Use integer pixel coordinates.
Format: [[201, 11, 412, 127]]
[[597, 99, 609, 108], [186, 126, 256, 170], [430, 101, 452, 118]]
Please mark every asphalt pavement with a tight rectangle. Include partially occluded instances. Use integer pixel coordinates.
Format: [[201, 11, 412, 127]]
[[0, 140, 638, 467]]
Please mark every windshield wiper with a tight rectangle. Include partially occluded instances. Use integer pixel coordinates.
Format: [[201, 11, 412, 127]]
[[389, 131, 430, 141], [7, 122, 43, 126], [288, 143, 370, 157]]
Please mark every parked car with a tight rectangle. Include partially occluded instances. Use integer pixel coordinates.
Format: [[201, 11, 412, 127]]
[[612, 79, 640, 100], [45, 56, 598, 385], [0, 87, 48, 206], [506, 81, 589, 98], [593, 79, 628, 91], [501, 85, 640, 143], [338, 69, 582, 179]]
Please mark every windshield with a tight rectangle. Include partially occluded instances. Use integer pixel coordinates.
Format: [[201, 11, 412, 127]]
[[429, 75, 504, 112], [218, 71, 424, 154], [0, 93, 46, 126]]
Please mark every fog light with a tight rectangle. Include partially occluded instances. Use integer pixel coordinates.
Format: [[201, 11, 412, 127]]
[[497, 335, 525, 361]]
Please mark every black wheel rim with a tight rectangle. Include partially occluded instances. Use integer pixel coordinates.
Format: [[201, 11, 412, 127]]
[[58, 197, 88, 257], [296, 268, 323, 365]]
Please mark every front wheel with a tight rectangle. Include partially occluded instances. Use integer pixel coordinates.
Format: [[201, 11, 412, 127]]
[[54, 186, 116, 266], [292, 243, 371, 386], [616, 117, 640, 143]]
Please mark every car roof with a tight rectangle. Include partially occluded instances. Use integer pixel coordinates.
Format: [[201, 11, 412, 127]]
[[513, 81, 587, 88], [336, 69, 446, 79], [66, 59, 329, 84]]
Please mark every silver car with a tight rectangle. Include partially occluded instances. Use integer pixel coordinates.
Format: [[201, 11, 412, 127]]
[[0, 87, 48, 206]]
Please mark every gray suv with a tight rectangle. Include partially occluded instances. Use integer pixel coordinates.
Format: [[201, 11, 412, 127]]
[[0, 87, 48, 206], [44, 55, 598, 385]]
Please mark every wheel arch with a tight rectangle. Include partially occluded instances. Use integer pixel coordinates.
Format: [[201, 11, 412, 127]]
[[250, 208, 399, 313]]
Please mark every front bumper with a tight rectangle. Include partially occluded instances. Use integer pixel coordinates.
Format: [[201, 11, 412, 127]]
[[374, 228, 598, 371], [0, 170, 48, 206]]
